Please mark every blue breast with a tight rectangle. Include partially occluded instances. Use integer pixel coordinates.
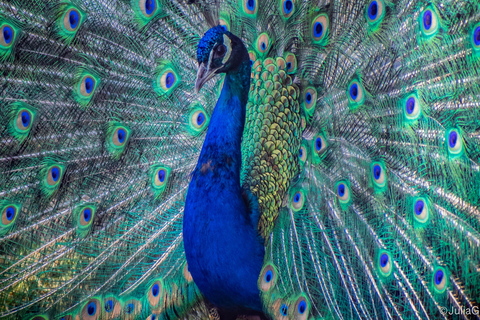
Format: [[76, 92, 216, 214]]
[[183, 72, 265, 311]]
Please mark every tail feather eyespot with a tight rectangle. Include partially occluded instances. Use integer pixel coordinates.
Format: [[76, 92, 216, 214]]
[[311, 14, 329, 44], [280, 0, 294, 19], [259, 263, 277, 292]]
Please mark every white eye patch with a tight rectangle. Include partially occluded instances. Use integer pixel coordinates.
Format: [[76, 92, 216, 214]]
[[222, 34, 232, 64]]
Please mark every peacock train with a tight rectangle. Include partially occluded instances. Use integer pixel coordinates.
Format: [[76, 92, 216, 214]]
[[1, 0, 480, 319]]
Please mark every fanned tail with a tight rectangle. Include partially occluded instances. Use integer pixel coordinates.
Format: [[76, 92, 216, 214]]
[[0, 0, 224, 318], [1, 0, 480, 319], [250, 0, 480, 319]]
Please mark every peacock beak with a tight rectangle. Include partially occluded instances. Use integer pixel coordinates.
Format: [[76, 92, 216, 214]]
[[195, 62, 219, 93]]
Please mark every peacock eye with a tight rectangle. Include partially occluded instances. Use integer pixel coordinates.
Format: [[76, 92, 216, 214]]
[[63, 8, 82, 33], [473, 24, 480, 51], [314, 135, 326, 154], [335, 181, 351, 205], [311, 14, 329, 45], [420, 6, 439, 38], [16, 108, 34, 132], [87, 302, 96, 316], [259, 264, 277, 292], [155, 169, 167, 183], [368, 1, 379, 20], [123, 300, 141, 315], [413, 197, 429, 223], [155, 66, 180, 95], [285, 53, 297, 74], [298, 300, 306, 314], [47, 165, 62, 186], [106, 124, 130, 158], [0, 23, 15, 48], [188, 106, 209, 135], [79, 206, 95, 227], [378, 251, 392, 276], [449, 131, 460, 150], [446, 129, 463, 157], [4, 206, 16, 222], [82, 299, 100, 318], [105, 300, 113, 312], [366, 0, 385, 27], [348, 81, 362, 102], [152, 284, 159, 296], [112, 127, 128, 146], [290, 190, 305, 211], [148, 280, 163, 307], [303, 87, 317, 112], [150, 165, 170, 198], [280, 0, 294, 19], [255, 33, 272, 55], [293, 296, 310, 320], [215, 44, 226, 57], [347, 79, 365, 109], [337, 183, 348, 201], [139, 0, 157, 18], [265, 270, 273, 282], [243, 0, 257, 15], [404, 94, 421, 120], [79, 75, 97, 97], [423, 10, 433, 30], [1, 205, 19, 231], [371, 162, 386, 189], [102, 297, 120, 317], [433, 267, 447, 293]]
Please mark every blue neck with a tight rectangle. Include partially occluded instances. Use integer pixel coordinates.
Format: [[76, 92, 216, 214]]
[[197, 61, 251, 174], [183, 60, 265, 312]]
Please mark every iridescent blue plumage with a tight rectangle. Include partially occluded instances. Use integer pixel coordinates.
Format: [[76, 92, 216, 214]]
[[184, 27, 266, 315], [197, 26, 226, 63]]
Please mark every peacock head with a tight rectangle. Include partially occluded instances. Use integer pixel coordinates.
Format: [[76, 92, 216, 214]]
[[195, 26, 248, 93]]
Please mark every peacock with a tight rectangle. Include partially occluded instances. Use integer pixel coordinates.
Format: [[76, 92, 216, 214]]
[[1, 0, 480, 319]]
